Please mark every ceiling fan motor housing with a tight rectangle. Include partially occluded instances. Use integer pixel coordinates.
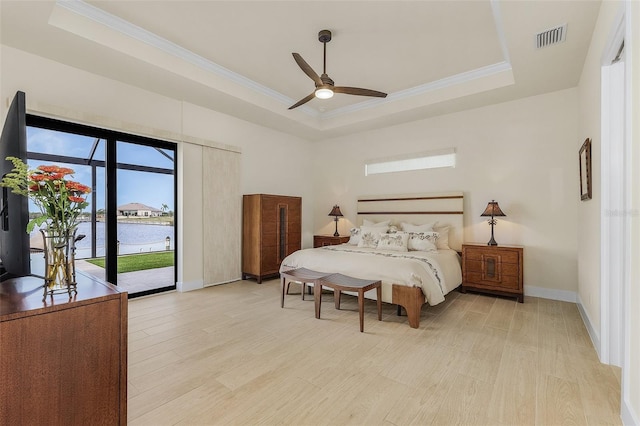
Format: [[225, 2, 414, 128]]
[[319, 74, 334, 87], [318, 30, 332, 43]]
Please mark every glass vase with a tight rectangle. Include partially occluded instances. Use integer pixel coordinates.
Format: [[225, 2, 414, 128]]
[[41, 228, 78, 300]]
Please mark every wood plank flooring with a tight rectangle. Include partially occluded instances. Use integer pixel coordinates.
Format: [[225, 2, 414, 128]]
[[127, 279, 621, 425]]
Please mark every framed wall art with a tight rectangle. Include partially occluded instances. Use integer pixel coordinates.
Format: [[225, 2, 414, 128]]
[[579, 138, 592, 200]]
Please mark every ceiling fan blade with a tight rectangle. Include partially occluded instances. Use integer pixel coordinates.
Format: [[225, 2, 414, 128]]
[[292, 53, 322, 86], [333, 86, 388, 98], [288, 92, 316, 110]]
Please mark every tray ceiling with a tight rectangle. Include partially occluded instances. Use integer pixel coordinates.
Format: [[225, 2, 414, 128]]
[[0, 1, 601, 140]]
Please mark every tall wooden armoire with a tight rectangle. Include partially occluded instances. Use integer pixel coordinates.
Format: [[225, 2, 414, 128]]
[[242, 194, 301, 283]]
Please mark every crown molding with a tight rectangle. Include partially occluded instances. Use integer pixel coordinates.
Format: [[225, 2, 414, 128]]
[[321, 61, 512, 119], [54, 0, 319, 116]]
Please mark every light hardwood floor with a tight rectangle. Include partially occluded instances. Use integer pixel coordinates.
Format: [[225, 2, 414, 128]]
[[128, 279, 621, 425]]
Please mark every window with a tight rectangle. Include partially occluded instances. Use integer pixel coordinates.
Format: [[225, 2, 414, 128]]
[[365, 148, 456, 176]]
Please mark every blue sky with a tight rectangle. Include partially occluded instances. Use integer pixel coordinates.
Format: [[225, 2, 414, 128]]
[[26, 127, 175, 212]]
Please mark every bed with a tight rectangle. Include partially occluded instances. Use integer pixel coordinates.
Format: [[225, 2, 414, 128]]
[[280, 192, 464, 328]]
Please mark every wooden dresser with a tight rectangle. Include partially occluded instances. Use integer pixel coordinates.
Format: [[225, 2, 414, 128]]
[[0, 273, 127, 425], [313, 235, 350, 247], [242, 194, 302, 283], [461, 243, 524, 302]]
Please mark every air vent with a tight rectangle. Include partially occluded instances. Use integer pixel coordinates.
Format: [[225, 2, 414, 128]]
[[536, 24, 567, 49]]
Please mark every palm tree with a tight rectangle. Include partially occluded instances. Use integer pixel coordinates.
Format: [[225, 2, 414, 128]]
[[161, 204, 169, 216]]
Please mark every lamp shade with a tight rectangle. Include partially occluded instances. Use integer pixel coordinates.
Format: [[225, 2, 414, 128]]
[[328, 205, 343, 217], [480, 200, 506, 217]]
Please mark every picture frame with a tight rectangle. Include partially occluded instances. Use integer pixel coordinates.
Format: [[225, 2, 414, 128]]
[[579, 138, 592, 200]]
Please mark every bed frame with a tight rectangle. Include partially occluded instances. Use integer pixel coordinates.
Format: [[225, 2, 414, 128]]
[[357, 191, 464, 328]]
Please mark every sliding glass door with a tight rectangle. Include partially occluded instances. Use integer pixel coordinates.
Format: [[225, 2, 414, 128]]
[[115, 140, 175, 295], [25, 116, 177, 297]]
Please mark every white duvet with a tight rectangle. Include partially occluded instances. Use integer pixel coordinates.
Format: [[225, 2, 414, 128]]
[[280, 245, 462, 305]]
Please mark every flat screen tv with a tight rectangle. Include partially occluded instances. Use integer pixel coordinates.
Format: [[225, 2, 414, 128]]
[[0, 91, 30, 280]]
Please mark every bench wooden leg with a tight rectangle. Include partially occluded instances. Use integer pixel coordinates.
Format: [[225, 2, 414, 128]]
[[358, 289, 365, 332], [281, 277, 286, 308], [376, 286, 382, 321], [335, 290, 341, 309], [314, 284, 323, 319]]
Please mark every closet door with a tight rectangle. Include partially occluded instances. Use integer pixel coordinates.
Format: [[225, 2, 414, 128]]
[[203, 147, 241, 285]]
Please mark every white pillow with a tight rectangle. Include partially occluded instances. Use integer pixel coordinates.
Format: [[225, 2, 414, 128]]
[[357, 226, 385, 248], [363, 219, 390, 227], [348, 227, 361, 245], [376, 232, 409, 252], [406, 231, 439, 252], [432, 225, 451, 250], [401, 222, 436, 233]]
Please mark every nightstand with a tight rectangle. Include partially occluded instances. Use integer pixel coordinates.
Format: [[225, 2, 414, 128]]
[[461, 243, 524, 302], [314, 235, 350, 248]]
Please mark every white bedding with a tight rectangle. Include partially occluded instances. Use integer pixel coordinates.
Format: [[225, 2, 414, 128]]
[[280, 245, 462, 305]]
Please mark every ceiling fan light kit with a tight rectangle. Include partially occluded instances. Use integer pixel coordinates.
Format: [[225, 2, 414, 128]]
[[289, 29, 387, 110], [315, 87, 334, 99]]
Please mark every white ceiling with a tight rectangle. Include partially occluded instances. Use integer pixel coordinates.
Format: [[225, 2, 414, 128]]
[[0, 1, 601, 141]]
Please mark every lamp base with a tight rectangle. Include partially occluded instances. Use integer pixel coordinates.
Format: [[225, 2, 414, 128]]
[[333, 217, 339, 237], [487, 220, 498, 246]]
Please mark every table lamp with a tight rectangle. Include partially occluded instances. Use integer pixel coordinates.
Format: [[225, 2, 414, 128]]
[[328, 205, 343, 237], [480, 200, 506, 246]]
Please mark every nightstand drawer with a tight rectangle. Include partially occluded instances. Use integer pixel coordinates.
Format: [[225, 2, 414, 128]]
[[464, 271, 520, 290], [464, 260, 520, 276], [464, 249, 520, 264], [314, 235, 350, 248]]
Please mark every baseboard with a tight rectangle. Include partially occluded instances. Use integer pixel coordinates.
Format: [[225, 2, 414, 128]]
[[621, 398, 640, 426], [204, 278, 241, 288], [524, 285, 577, 302], [576, 293, 602, 360], [177, 279, 203, 292], [178, 278, 242, 291]]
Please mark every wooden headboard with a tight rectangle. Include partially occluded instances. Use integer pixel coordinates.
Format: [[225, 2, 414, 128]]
[[357, 191, 464, 251]]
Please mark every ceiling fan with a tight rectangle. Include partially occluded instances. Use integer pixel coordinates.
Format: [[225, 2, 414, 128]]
[[288, 30, 388, 110]]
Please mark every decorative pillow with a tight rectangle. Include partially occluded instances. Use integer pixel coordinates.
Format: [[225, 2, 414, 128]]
[[401, 222, 436, 233], [376, 232, 409, 252], [432, 225, 451, 249], [406, 231, 439, 252], [388, 225, 399, 234], [363, 219, 391, 228], [348, 227, 361, 245], [357, 226, 385, 248]]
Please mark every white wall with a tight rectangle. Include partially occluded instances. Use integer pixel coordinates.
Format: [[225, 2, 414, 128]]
[[576, 0, 622, 353], [0, 45, 315, 289], [312, 88, 580, 297], [627, 1, 640, 423]]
